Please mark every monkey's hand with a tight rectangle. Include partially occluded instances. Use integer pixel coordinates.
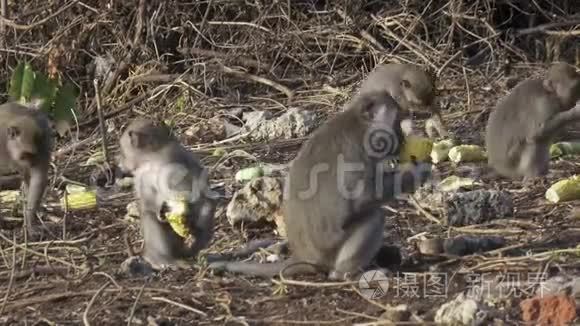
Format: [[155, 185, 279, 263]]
[[158, 202, 170, 223], [531, 106, 580, 142], [383, 162, 433, 197]]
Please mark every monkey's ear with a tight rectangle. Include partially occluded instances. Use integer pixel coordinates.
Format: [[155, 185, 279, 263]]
[[401, 79, 411, 89], [361, 99, 379, 120], [128, 130, 147, 149], [7, 126, 20, 139]]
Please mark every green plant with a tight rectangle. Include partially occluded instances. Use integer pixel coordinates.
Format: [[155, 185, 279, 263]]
[[8, 62, 80, 136]]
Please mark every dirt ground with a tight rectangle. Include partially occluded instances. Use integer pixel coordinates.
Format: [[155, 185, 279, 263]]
[[1, 1, 580, 325], [2, 63, 580, 326]]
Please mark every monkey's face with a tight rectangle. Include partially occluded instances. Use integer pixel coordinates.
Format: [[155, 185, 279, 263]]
[[118, 121, 168, 173], [557, 77, 580, 109], [5, 125, 38, 168], [400, 79, 436, 111], [360, 92, 405, 157], [546, 64, 580, 110], [399, 68, 436, 113], [118, 129, 144, 173]]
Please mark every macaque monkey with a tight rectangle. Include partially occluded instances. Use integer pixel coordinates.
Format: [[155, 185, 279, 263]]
[[0, 102, 52, 238], [486, 62, 580, 185], [209, 90, 432, 280], [354, 63, 448, 139], [118, 117, 216, 270]]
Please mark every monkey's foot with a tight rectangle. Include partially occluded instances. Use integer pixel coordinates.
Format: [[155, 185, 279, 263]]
[[143, 256, 192, 272], [328, 270, 366, 282], [328, 270, 354, 281], [24, 226, 47, 242]]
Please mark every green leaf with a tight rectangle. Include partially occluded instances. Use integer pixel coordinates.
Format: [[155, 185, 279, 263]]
[[20, 63, 36, 104], [31, 73, 59, 112], [8, 62, 25, 101], [53, 81, 80, 136]]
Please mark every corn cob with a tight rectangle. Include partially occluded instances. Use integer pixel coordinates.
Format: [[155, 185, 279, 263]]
[[545, 176, 580, 203], [430, 139, 456, 164], [399, 135, 433, 163], [448, 145, 487, 163]]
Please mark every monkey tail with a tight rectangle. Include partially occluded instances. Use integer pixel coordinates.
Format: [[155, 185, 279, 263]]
[[208, 257, 320, 278], [205, 239, 283, 263]]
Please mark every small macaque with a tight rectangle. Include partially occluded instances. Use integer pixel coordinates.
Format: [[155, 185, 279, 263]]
[[0, 102, 52, 239], [355, 63, 448, 139], [209, 90, 432, 280], [118, 117, 215, 270], [486, 62, 580, 187]]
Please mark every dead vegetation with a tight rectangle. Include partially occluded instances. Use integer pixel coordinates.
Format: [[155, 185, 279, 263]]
[[1, 0, 580, 324]]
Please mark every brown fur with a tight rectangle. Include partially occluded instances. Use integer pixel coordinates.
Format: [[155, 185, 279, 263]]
[[355, 63, 447, 139], [486, 62, 580, 181], [0, 102, 52, 238], [118, 117, 215, 270], [208, 91, 432, 280]]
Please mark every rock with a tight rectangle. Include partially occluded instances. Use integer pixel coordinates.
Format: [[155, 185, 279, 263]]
[[418, 236, 505, 256], [93, 55, 115, 81], [184, 117, 226, 142], [434, 293, 490, 325], [520, 294, 576, 326], [243, 110, 272, 129], [223, 120, 242, 137], [242, 108, 317, 141], [418, 238, 445, 255], [413, 186, 513, 227], [120, 256, 154, 277], [226, 177, 284, 231], [536, 275, 580, 302], [443, 236, 505, 256], [445, 190, 514, 226]]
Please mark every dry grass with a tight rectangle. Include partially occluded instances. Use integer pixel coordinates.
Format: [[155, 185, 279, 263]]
[[1, 0, 580, 324]]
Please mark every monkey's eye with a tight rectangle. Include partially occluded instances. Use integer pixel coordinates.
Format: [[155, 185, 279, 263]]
[[7, 126, 20, 139]]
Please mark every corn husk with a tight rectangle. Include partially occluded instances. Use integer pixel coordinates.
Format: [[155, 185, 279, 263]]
[[430, 139, 456, 164], [400, 135, 433, 163], [163, 197, 191, 238], [546, 176, 580, 203], [448, 145, 487, 163], [437, 176, 477, 192], [0, 190, 20, 204], [66, 184, 88, 194], [61, 190, 98, 211], [550, 142, 580, 159], [235, 166, 264, 182], [83, 151, 105, 166]]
